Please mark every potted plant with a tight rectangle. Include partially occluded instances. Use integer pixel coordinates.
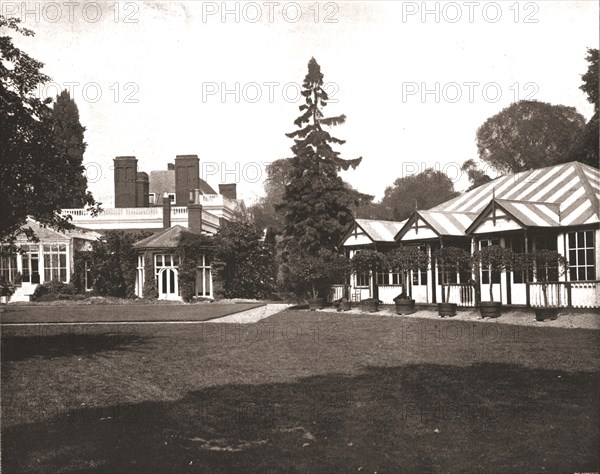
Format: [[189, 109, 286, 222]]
[[520, 249, 569, 321], [388, 246, 430, 315], [471, 245, 515, 318], [332, 297, 351, 311], [432, 246, 471, 317], [351, 249, 388, 302], [360, 297, 382, 312], [286, 249, 351, 311]]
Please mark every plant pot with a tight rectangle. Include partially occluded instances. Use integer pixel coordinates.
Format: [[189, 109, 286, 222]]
[[395, 299, 415, 315], [361, 301, 379, 313], [535, 307, 559, 321], [340, 301, 351, 311], [308, 298, 324, 311], [437, 302, 457, 317], [479, 301, 501, 319]]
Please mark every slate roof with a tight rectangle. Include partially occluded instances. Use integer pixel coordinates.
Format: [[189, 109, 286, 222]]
[[148, 170, 217, 201], [15, 218, 102, 242], [132, 225, 204, 249]]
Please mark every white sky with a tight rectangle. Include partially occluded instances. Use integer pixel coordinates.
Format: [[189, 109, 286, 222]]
[[3, 1, 598, 206]]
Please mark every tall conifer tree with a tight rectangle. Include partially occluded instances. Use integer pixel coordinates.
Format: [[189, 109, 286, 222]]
[[279, 58, 364, 255], [50, 89, 90, 208]]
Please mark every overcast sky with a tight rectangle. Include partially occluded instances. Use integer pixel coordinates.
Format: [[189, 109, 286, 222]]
[[3, 1, 598, 206]]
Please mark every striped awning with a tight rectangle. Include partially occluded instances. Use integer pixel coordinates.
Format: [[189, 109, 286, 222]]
[[415, 210, 477, 236], [355, 219, 406, 242], [495, 199, 560, 227], [435, 162, 599, 227]]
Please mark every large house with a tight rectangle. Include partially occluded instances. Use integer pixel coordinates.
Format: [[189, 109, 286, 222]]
[[1, 155, 243, 302], [338, 161, 600, 309]]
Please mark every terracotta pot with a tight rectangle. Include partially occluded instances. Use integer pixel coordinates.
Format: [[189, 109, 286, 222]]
[[437, 302, 457, 317], [535, 307, 559, 321], [479, 301, 501, 319], [395, 299, 415, 315], [308, 298, 324, 311]]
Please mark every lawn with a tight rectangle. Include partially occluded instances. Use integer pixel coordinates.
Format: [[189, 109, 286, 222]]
[[1, 309, 599, 473], [0, 303, 264, 324]]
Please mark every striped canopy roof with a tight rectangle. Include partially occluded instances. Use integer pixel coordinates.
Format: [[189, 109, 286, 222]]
[[354, 219, 407, 242], [394, 162, 599, 239], [435, 161, 599, 226]]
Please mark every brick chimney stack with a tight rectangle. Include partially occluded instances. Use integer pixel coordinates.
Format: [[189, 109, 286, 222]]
[[163, 193, 171, 229], [175, 155, 200, 206], [188, 203, 203, 234], [114, 156, 138, 208], [218, 183, 237, 200]]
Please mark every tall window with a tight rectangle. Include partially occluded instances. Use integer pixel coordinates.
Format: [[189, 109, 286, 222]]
[[480, 239, 501, 285], [43, 244, 67, 282], [195, 254, 212, 297], [22, 244, 40, 284], [375, 271, 400, 285], [568, 230, 595, 281], [0, 248, 17, 283], [356, 273, 370, 288]]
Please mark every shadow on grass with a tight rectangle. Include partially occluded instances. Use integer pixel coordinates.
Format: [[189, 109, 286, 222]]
[[2, 362, 598, 474], [1, 328, 148, 362]]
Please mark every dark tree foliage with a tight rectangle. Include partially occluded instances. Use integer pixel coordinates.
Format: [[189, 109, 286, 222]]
[[461, 159, 492, 191], [358, 169, 458, 221], [50, 89, 90, 208], [278, 57, 367, 255], [476, 100, 586, 174], [211, 218, 276, 299], [580, 48, 598, 112], [81, 231, 151, 298], [250, 159, 291, 233], [566, 48, 599, 168], [0, 16, 97, 244]]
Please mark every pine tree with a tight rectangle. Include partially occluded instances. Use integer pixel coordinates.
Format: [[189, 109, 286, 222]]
[[279, 57, 364, 255]]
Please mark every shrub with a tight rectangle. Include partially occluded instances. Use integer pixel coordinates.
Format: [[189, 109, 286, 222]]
[[32, 280, 76, 301]]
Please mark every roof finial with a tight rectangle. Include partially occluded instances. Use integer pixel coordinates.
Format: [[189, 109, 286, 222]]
[[415, 199, 418, 210], [492, 186, 496, 200]]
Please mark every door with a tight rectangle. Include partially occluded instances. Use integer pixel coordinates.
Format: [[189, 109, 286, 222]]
[[158, 268, 178, 300], [22, 245, 40, 284]]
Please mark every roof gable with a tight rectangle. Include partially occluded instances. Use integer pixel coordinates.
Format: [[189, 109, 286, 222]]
[[341, 219, 406, 247], [466, 199, 561, 234], [396, 210, 476, 240]]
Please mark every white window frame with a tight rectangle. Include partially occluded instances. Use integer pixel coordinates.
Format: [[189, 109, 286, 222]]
[[567, 230, 595, 281]]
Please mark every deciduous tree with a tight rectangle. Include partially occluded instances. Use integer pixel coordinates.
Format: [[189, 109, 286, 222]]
[[360, 169, 458, 221], [476, 100, 586, 174]]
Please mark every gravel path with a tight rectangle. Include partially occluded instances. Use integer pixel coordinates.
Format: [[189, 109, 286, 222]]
[[210, 304, 292, 324], [316, 306, 600, 330]]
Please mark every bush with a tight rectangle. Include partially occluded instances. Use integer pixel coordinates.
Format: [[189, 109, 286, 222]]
[[32, 280, 76, 301]]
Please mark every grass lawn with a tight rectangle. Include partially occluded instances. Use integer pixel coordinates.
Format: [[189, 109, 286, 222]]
[[0, 303, 264, 324], [1, 309, 599, 473]]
